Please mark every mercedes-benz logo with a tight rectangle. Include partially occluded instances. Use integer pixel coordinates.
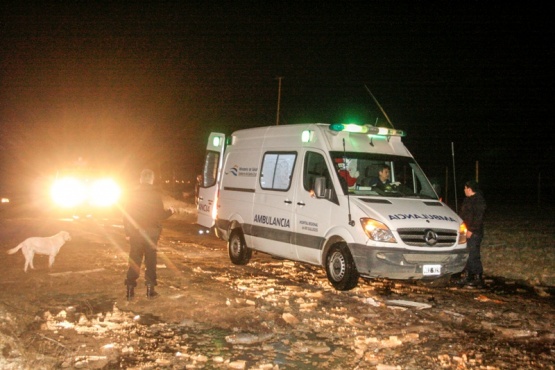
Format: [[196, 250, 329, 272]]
[[424, 229, 438, 246]]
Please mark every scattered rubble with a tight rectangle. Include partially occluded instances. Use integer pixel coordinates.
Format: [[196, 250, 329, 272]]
[[0, 203, 554, 369]]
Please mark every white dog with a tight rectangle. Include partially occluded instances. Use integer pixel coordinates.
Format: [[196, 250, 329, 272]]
[[7, 231, 71, 272]]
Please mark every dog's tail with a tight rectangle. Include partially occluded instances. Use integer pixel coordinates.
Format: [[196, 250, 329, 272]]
[[7, 243, 23, 255]]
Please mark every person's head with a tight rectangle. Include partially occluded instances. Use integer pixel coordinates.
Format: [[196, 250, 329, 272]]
[[140, 169, 155, 185], [464, 180, 479, 196], [378, 165, 391, 182]]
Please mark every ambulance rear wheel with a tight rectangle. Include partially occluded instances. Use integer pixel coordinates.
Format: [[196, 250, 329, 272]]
[[228, 230, 252, 265], [325, 243, 359, 291]]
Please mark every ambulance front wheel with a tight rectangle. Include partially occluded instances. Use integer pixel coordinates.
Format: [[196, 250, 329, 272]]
[[325, 243, 359, 291], [228, 229, 252, 265]]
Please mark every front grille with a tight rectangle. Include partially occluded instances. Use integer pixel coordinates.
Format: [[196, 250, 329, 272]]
[[397, 228, 458, 247]]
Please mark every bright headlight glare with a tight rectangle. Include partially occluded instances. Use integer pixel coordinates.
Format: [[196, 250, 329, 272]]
[[89, 179, 121, 207], [51, 176, 121, 208], [51, 177, 87, 208], [360, 218, 396, 243]]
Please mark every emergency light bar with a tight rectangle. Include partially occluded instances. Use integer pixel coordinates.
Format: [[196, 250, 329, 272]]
[[329, 123, 405, 137]]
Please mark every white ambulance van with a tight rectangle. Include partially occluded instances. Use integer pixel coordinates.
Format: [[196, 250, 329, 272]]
[[197, 123, 468, 290]]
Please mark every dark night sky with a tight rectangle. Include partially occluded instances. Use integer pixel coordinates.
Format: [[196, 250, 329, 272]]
[[1, 2, 553, 203]]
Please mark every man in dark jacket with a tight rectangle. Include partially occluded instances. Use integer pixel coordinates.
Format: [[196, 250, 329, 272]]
[[123, 169, 174, 300], [459, 180, 486, 287]]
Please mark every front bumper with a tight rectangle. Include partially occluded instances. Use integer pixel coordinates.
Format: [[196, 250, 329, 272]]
[[349, 243, 469, 280]]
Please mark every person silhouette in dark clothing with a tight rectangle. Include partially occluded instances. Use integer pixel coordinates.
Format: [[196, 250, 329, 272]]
[[123, 169, 174, 300], [459, 180, 486, 287]]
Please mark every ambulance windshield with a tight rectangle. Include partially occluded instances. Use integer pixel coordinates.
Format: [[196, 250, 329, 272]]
[[329, 152, 438, 199]]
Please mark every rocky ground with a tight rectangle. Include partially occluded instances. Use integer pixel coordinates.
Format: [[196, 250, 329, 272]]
[[0, 199, 554, 369]]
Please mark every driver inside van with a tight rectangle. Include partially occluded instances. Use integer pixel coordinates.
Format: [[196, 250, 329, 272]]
[[369, 164, 391, 189]]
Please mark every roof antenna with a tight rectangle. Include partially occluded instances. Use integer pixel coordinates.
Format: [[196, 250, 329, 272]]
[[342, 138, 355, 227], [364, 84, 394, 128]]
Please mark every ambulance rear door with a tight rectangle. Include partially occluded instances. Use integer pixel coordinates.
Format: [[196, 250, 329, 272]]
[[197, 133, 226, 228]]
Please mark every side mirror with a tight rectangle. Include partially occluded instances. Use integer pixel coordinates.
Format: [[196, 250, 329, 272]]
[[314, 176, 327, 198]]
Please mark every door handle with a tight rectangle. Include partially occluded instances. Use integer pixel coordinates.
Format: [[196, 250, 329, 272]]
[[297, 202, 306, 206], [284, 200, 292, 204]]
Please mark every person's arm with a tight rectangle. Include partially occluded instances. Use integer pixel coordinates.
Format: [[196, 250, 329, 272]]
[[155, 193, 174, 221], [122, 198, 132, 238], [473, 197, 486, 233]]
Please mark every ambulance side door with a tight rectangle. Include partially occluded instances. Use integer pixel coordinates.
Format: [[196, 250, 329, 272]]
[[294, 149, 337, 264], [250, 151, 298, 259], [197, 133, 225, 228]]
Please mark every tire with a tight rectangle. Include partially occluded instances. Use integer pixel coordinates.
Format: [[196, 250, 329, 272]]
[[228, 230, 252, 265], [325, 243, 359, 291]]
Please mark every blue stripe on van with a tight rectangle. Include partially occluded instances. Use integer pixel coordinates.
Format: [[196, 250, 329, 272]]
[[217, 219, 325, 251], [244, 223, 324, 250]]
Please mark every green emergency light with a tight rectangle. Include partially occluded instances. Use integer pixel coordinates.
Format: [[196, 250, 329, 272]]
[[329, 123, 406, 137]]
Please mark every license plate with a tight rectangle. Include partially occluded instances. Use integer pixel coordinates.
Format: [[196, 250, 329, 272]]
[[423, 264, 441, 276]]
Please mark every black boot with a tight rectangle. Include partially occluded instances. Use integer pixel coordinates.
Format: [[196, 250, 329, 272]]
[[451, 272, 470, 287], [126, 285, 135, 301], [146, 285, 159, 299], [466, 273, 484, 288]]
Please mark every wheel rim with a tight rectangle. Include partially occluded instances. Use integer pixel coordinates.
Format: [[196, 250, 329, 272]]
[[328, 251, 346, 281], [230, 237, 241, 257]]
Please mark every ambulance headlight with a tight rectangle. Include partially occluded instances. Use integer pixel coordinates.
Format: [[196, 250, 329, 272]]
[[360, 218, 397, 243], [458, 222, 467, 244]]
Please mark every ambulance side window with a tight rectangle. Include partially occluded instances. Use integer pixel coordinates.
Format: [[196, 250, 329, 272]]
[[303, 151, 329, 191], [202, 151, 220, 188], [303, 151, 339, 203], [260, 152, 296, 191]]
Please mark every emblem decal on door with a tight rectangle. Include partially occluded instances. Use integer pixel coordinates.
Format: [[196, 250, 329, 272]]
[[299, 220, 318, 232], [230, 165, 258, 177]]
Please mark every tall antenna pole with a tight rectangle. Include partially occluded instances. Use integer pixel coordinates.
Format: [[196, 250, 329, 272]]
[[364, 84, 394, 128], [452, 142, 458, 212], [276, 77, 283, 125]]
